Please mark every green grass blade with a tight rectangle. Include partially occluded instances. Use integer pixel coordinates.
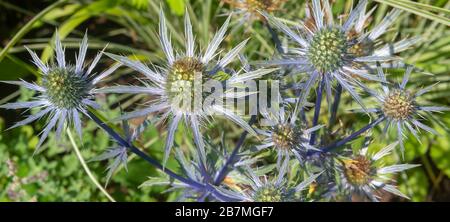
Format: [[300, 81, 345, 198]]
[[374, 0, 450, 26], [0, 0, 68, 62]]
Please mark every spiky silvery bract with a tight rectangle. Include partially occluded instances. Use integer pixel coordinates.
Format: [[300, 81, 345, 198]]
[[0, 32, 119, 151], [338, 141, 419, 201], [362, 65, 450, 155], [263, 0, 420, 108], [98, 9, 276, 166], [256, 104, 321, 165], [215, 159, 323, 202], [90, 120, 135, 186]]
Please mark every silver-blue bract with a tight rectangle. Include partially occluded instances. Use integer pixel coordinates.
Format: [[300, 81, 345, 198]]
[[0, 32, 119, 153], [98, 8, 276, 166], [256, 104, 321, 166], [89, 120, 134, 186], [338, 141, 419, 201], [262, 0, 419, 109], [363, 65, 450, 156], [214, 158, 323, 202]]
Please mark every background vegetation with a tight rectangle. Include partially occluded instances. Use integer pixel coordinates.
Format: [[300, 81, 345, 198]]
[[0, 0, 449, 201]]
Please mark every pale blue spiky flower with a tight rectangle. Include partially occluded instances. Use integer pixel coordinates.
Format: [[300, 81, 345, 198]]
[[98, 9, 276, 166], [0, 32, 119, 152], [263, 0, 419, 108], [339, 141, 419, 201], [256, 103, 321, 166], [214, 159, 323, 202], [362, 65, 449, 155]]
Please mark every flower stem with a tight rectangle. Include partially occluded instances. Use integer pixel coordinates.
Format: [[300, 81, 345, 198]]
[[329, 84, 342, 127], [307, 116, 385, 156], [214, 115, 257, 185], [86, 110, 204, 190], [310, 78, 324, 145], [66, 128, 116, 202], [264, 22, 284, 54]]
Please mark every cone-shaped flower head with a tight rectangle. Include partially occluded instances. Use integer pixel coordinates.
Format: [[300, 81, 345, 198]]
[[339, 141, 419, 201], [263, 0, 419, 109], [0, 32, 119, 152], [362, 65, 449, 156], [99, 9, 276, 166]]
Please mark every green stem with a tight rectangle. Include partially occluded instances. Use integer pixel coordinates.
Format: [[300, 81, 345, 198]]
[[67, 128, 116, 202], [0, 0, 68, 62]]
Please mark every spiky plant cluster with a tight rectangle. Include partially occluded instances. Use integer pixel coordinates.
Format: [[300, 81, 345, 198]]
[[1, 33, 118, 151], [1, 0, 448, 202]]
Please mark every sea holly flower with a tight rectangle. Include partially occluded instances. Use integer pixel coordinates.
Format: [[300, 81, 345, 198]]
[[0, 32, 119, 152], [344, 2, 420, 59], [139, 140, 253, 202], [214, 159, 323, 202], [222, 0, 287, 22], [362, 65, 450, 155], [338, 141, 419, 201], [262, 0, 417, 108], [256, 104, 321, 166], [99, 9, 276, 166]]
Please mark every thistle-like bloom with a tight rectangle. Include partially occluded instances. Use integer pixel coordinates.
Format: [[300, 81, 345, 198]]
[[256, 104, 320, 165], [339, 141, 419, 201], [222, 0, 287, 22], [263, 0, 418, 108], [0, 32, 119, 152], [99, 10, 275, 165], [363, 66, 449, 155], [215, 159, 322, 202]]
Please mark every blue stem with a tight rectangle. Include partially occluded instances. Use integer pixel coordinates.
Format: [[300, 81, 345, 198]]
[[309, 78, 324, 145], [86, 110, 204, 190], [307, 116, 385, 156], [265, 22, 284, 54], [213, 115, 257, 185], [329, 84, 342, 127]]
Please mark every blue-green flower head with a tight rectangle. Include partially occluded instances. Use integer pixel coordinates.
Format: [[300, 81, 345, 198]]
[[253, 184, 285, 202], [262, 0, 420, 109], [99, 8, 276, 167], [362, 65, 450, 156], [307, 27, 348, 73], [43, 66, 91, 109], [0, 31, 119, 152]]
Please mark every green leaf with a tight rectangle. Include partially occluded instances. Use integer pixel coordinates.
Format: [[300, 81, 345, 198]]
[[399, 168, 429, 202], [0, 54, 38, 80], [373, 0, 450, 26], [166, 0, 185, 16], [41, 0, 121, 62], [0, 0, 69, 62], [431, 127, 450, 177]]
